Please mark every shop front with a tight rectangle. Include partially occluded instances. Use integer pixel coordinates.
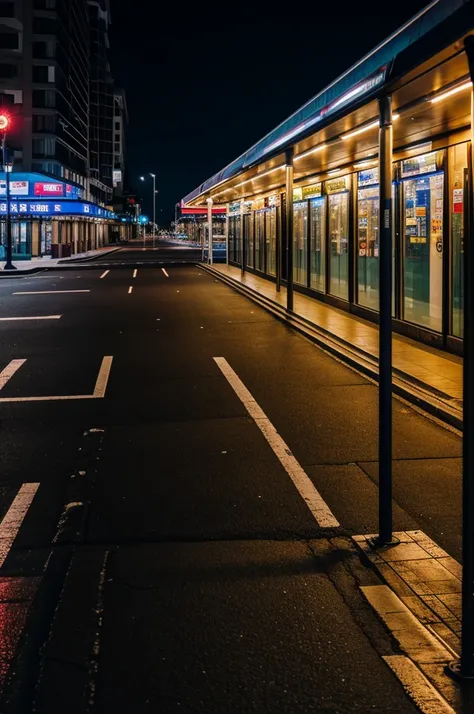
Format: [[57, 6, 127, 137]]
[[0, 172, 118, 259]]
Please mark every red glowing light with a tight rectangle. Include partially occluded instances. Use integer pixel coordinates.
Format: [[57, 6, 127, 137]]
[[0, 115, 10, 131]]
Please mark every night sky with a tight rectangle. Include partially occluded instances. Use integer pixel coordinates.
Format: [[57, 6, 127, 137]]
[[110, 0, 429, 224]]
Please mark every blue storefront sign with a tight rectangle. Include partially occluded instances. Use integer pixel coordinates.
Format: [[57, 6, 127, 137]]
[[0, 200, 115, 218]]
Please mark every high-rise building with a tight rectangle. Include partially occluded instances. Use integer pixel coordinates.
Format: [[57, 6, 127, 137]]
[[112, 87, 127, 202], [88, 0, 113, 207], [0, 0, 128, 260]]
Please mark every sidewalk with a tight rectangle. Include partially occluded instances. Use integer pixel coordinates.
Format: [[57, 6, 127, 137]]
[[204, 263, 463, 428], [0, 245, 121, 273]]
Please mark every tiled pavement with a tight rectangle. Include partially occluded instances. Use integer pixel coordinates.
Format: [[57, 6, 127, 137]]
[[210, 264, 463, 405]]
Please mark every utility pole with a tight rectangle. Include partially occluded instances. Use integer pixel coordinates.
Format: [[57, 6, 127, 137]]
[[0, 113, 15, 270]]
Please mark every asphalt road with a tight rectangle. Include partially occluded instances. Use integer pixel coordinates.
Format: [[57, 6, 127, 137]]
[[0, 243, 463, 713]]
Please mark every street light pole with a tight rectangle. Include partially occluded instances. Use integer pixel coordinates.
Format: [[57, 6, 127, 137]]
[[150, 173, 156, 248], [140, 173, 157, 248], [0, 114, 15, 270]]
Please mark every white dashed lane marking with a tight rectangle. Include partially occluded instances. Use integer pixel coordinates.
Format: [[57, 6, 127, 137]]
[[0, 315, 61, 321]]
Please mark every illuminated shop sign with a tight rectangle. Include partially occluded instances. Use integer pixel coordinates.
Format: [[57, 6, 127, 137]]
[[293, 187, 303, 201], [326, 176, 349, 193], [180, 206, 226, 215], [401, 152, 440, 178], [34, 182, 64, 196], [0, 200, 115, 217], [0, 180, 29, 196], [253, 197, 265, 210], [302, 183, 321, 199], [267, 194, 280, 207], [228, 202, 241, 214], [358, 168, 379, 186]]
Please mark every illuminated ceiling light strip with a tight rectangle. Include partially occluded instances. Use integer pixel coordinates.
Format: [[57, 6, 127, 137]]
[[430, 80, 472, 104], [353, 159, 378, 169], [294, 143, 327, 161], [341, 113, 399, 141], [232, 165, 284, 189]]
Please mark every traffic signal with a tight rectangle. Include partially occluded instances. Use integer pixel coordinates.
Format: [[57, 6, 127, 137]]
[[0, 114, 10, 132]]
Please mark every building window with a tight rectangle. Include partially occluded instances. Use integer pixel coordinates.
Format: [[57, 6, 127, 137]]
[[33, 40, 55, 58], [0, 31, 19, 49], [32, 137, 55, 157], [34, 0, 56, 8], [32, 65, 49, 83], [33, 114, 55, 131], [115, 121, 120, 130], [33, 89, 55, 107], [33, 17, 56, 34], [0, 62, 17, 78], [0, 2, 14, 18]]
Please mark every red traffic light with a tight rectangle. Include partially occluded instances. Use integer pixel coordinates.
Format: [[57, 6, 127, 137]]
[[0, 114, 10, 131]]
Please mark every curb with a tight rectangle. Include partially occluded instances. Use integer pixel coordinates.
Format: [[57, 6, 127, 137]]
[[200, 263, 463, 432], [0, 247, 122, 277]]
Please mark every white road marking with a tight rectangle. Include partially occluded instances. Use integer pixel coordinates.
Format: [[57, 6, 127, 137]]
[[93, 356, 113, 397], [100, 270, 110, 279], [0, 355, 113, 403], [0, 359, 25, 391], [213, 357, 339, 528], [13, 290, 90, 295], [162, 268, 169, 277], [128, 286, 133, 294], [133, 269, 137, 278], [0, 315, 62, 321], [383, 656, 455, 714], [362, 585, 452, 663], [0, 483, 40, 568]]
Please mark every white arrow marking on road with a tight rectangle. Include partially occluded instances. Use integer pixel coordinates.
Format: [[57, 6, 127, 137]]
[[0, 359, 26, 391], [0, 483, 40, 568], [100, 270, 110, 279], [162, 268, 169, 277], [13, 290, 90, 295], [0, 315, 62, 321], [128, 286, 133, 294], [214, 357, 339, 528], [133, 269, 138, 278]]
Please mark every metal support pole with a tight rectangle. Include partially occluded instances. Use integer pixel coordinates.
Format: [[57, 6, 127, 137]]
[[276, 194, 281, 292], [285, 148, 294, 311], [152, 174, 156, 248], [225, 203, 229, 265], [241, 201, 245, 278], [3, 133, 14, 270], [376, 95, 394, 546], [447, 35, 474, 681], [207, 197, 213, 265]]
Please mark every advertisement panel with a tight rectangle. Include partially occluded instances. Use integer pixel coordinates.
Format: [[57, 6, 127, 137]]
[[34, 182, 64, 197], [0, 180, 29, 196]]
